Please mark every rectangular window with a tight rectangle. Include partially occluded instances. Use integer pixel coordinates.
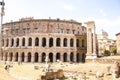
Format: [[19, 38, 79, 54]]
[[34, 28, 38, 33], [27, 28, 30, 33], [60, 29, 64, 33], [52, 28, 55, 33], [27, 22, 30, 27], [57, 23, 60, 27], [6, 30, 9, 35], [16, 29, 19, 34], [42, 28, 47, 33], [66, 29, 70, 34], [23, 29, 26, 34], [72, 30, 75, 34]]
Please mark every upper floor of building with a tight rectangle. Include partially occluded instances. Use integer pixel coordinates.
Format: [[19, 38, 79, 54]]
[[2, 17, 86, 36]]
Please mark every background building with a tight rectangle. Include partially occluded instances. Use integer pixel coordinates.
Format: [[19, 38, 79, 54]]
[[0, 17, 87, 63], [116, 33, 120, 55], [97, 29, 116, 56]]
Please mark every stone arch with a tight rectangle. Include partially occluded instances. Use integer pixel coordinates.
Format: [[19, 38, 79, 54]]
[[22, 38, 25, 46], [6, 38, 9, 47], [2, 39, 4, 47], [70, 52, 74, 62], [70, 38, 74, 47], [35, 37, 39, 46], [34, 52, 39, 62], [1, 53, 3, 60], [9, 52, 13, 61], [5, 52, 8, 61], [82, 53, 86, 63], [56, 38, 61, 47], [42, 37, 46, 47], [63, 38, 67, 47], [28, 37, 32, 46], [16, 38, 19, 47], [49, 37, 53, 47], [15, 52, 18, 61], [11, 38, 14, 47], [21, 52, 25, 62], [76, 39, 79, 47], [76, 53, 80, 63], [28, 52, 31, 62], [41, 52, 46, 62], [63, 53, 67, 62], [82, 39, 84, 47], [56, 53, 60, 61], [49, 53, 53, 62]]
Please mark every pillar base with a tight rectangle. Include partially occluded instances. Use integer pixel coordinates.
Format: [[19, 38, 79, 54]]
[[85, 54, 97, 63]]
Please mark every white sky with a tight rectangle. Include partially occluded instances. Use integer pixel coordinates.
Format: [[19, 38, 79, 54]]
[[1, 0, 120, 39]]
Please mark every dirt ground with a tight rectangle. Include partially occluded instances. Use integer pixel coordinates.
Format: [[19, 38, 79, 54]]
[[0, 56, 120, 80]]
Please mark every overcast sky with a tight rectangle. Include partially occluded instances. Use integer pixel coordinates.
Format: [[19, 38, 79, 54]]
[[1, 0, 120, 39]]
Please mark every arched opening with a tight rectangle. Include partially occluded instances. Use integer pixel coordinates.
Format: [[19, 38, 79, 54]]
[[42, 38, 46, 47], [6, 39, 9, 47], [28, 52, 31, 62], [5, 52, 8, 61], [70, 38, 74, 47], [15, 52, 18, 61], [49, 53, 53, 62], [21, 52, 25, 62], [9, 52, 13, 61], [56, 53, 60, 61], [82, 53, 85, 63], [70, 52, 74, 62], [34, 52, 39, 62], [49, 38, 53, 47], [35, 37, 39, 46], [82, 39, 84, 47], [28, 37, 32, 46], [76, 39, 79, 47], [56, 38, 60, 47], [76, 53, 80, 63], [63, 53, 67, 62], [1, 53, 3, 60], [16, 38, 19, 47], [22, 38, 25, 46], [11, 38, 14, 47], [2, 39, 4, 47], [63, 38, 67, 47], [42, 53, 46, 62]]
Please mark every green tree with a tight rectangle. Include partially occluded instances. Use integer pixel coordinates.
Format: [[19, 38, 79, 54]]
[[110, 47, 117, 55]]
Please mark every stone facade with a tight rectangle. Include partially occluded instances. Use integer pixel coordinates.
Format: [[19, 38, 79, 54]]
[[0, 18, 87, 63], [116, 33, 120, 55]]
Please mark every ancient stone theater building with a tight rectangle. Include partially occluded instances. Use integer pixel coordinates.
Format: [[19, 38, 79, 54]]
[[0, 17, 87, 63]]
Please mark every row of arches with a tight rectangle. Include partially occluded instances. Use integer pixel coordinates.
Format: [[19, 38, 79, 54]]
[[2, 37, 85, 48], [0, 52, 86, 63]]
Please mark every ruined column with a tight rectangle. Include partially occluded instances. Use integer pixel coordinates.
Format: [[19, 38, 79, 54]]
[[85, 21, 97, 59], [93, 24, 97, 56]]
